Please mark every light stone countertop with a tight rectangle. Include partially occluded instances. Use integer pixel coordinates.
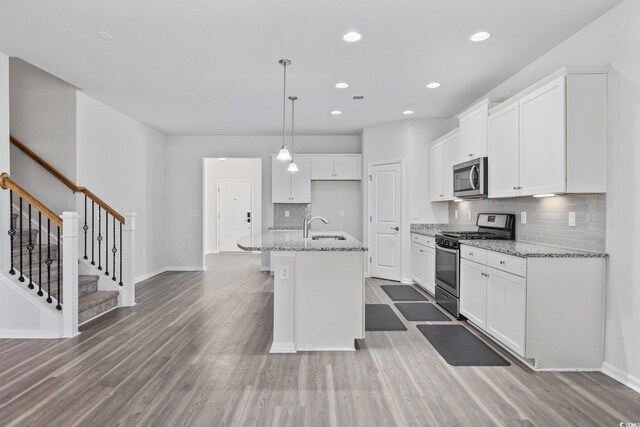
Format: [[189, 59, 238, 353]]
[[459, 240, 608, 258], [237, 230, 368, 252]]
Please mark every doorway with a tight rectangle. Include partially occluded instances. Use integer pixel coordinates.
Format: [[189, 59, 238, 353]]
[[368, 161, 402, 281], [218, 180, 253, 252]]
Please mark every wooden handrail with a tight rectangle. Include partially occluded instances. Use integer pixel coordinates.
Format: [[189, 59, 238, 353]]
[[0, 173, 63, 227], [10, 135, 125, 224]]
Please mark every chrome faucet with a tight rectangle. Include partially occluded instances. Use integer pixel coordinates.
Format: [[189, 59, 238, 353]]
[[303, 215, 329, 238]]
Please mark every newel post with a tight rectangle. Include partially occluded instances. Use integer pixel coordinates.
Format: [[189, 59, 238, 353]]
[[61, 211, 79, 337], [120, 212, 137, 306]]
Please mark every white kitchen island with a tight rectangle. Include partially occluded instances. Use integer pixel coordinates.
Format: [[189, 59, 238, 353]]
[[238, 231, 367, 353]]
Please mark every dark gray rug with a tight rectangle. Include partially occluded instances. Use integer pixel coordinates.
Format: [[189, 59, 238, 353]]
[[365, 304, 407, 331], [417, 325, 510, 366], [380, 285, 428, 302], [395, 303, 450, 321]]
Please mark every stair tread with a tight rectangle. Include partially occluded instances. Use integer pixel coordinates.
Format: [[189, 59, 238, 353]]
[[79, 291, 119, 312]]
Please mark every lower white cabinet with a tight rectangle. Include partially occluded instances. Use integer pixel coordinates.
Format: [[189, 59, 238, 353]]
[[410, 234, 435, 294], [486, 267, 526, 357], [460, 259, 487, 329], [411, 242, 424, 285]]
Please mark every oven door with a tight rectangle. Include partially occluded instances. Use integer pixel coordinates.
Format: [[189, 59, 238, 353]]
[[435, 245, 459, 297], [453, 158, 487, 198]]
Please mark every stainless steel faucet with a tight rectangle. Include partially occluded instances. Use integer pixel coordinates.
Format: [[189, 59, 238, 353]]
[[303, 215, 329, 238]]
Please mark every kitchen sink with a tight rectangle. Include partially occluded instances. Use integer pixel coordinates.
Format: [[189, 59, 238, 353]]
[[311, 235, 346, 241]]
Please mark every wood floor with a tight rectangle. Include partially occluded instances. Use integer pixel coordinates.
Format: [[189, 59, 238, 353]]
[[1, 254, 639, 426]]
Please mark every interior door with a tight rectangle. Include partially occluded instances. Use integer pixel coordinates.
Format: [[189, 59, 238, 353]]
[[218, 181, 252, 252], [370, 162, 402, 281]]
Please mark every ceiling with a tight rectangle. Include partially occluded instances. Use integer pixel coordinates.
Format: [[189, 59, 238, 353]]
[[0, 0, 622, 135]]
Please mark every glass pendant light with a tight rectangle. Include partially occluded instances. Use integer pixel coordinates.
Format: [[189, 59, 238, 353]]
[[276, 59, 292, 161], [287, 95, 299, 173]]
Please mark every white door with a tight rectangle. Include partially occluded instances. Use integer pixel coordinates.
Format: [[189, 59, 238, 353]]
[[488, 103, 520, 198], [429, 144, 444, 201], [486, 267, 527, 356], [422, 246, 436, 295], [218, 181, 252, 252], [290, 156, 311, 203], [460, 259, 487, 329], [370, 162, 402, 281]]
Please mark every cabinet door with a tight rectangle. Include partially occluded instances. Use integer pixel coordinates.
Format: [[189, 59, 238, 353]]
[[488, 103, 520, 198], [272, 157, 292, 203], [290, 156, 311, 203], [311, 156, 335, 180], [460, 259, 487, 329], [473, 106, 489, 158], [334, 155, 361, 180], [459, 114, 474, 163], [519, 75, 566, 196], [486, 267, 526, 356], [422, 246, 436, 295], [430, 144, 444, 201], [411, 242, 424, 285], [442, 133, 459, 201]]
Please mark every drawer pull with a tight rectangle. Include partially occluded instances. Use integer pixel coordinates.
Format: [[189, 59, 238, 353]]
[[469, 252, 474, 256], [500, 260, 506, 265]]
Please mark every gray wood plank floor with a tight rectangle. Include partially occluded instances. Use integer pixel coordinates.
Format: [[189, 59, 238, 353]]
[[0, 253, 638, 426]]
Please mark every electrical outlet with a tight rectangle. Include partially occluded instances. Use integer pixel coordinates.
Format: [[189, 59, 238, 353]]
[[279, 264, 290, 280], [340, 210, 345, 217], [411, 210, 419, 220], [467, 210, 472, 221], [454, 209, 459, 219], [521, 212, 527, 224], [285, 210, 290, 218], [568, 212, 576, 227]]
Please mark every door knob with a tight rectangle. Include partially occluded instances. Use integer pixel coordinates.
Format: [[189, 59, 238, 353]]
[[390, 226, 399, 231]]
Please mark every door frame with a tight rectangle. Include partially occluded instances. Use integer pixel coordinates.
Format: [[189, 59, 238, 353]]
[[367, 159, 405, 280], [216, 178, 254, 253]]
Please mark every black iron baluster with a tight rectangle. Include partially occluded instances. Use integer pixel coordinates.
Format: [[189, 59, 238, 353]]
[[119, 222, 123, 286], [18, 197, 24, 282], [83, 195, 88, 260], [91, 200, 95, 265], [46, 218, 52, 304], [8, 190, 15, 275], [27, 204, 34, 289], [105, 213, 109, 277], [56, 226, 61, 310], [112, 220, 117, 281], [97, 207, 102, 270], [38, 212, 43, 296]]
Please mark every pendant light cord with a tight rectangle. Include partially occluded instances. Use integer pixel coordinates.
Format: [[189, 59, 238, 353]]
[[290, 97, 295, 158], [282, 62, 287, 148]]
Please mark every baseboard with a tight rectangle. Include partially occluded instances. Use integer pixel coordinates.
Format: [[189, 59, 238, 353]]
[[401, 278, 416, 285], [0, 330, 61, 339], [205, 250, 219, 254], [165, 266, 206, 272], [602, 362, 640, 394], [260, 265, 272, 272], [134, 267, 168, 284]]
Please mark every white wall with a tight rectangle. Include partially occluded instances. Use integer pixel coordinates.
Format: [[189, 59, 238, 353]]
[[76, 92, 167, 281], [203, 158, 262, 253], [479, 0, 640, 391], [164, 135, 361, 269], [310, 181, 362, 240], [0, 52, 10, 270], [9, 58, 78, 213], [362, 118, 452, 282]]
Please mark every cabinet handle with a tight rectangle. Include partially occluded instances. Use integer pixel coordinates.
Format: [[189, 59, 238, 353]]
[[513, 186, 517, 190], [420, 249, 424, 253], [499, 260, 505, 265], [469, 252, 474, 256]]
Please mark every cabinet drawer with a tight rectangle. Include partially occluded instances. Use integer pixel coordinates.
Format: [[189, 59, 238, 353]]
[[487, 251, 527, 277], [411, 233, 435, 248], [461, 245, 488, 264]]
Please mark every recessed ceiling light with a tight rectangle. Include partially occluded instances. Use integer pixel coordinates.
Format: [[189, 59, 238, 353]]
[[335, 82, 349, 89], [97, 31, 114, 40], [331, 110, 342, 115], [470, 31, 491, 42], [426, 82, 441, 89], [403, 110, 414, 115], [343, 32, 362, 42]]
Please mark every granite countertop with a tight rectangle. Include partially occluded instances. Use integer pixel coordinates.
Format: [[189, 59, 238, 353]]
[[268, 226, 303, 230], [410, 223, 449, 237], [237, 230, 368, 252], [460, 240, 608, 258]]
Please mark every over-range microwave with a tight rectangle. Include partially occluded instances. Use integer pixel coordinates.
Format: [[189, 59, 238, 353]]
[[453, 157, 488, 199]]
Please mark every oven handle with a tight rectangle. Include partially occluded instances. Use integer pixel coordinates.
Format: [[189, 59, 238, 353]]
[[436, 245, 459, 255]]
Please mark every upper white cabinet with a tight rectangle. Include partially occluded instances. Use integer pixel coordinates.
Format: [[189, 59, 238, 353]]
[[430, 129, 459, 202], [271, 155, 311, 203], [457, 98, 503, 164], [311, 154, 361, 180], [488, 67, 608, 197]]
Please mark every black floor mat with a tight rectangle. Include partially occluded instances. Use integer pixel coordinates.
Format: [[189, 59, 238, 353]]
[[365, 304, 407, 331], [380, 285, 428, 302], [395, 303, 450, 321], [417, 324, 510, 366]]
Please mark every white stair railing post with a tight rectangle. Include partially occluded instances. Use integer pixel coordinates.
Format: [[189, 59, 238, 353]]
[[61, 211, 79, 337], [120, 212, 137, 306]]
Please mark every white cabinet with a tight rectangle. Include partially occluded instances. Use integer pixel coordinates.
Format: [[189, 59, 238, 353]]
[[460, 259, 487, 329], [271, 156, 311, 203], [488, 101, 520, 198], [310, 155, 361, 180], [486, 267, 527, 357], [410, 234, 435, 295], [423, 246, 435, 295], [430, 129, 459, 202], [457, 99, 497, 163], [411, 242, 424, 286]]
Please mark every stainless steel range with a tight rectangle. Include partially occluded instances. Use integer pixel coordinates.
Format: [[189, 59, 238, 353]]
[[434, 213, 516, 318]]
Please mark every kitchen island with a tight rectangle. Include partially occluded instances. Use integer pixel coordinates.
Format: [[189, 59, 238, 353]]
[[238, 231, 367, 353]]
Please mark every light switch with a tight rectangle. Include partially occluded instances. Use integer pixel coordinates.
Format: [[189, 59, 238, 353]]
[[279, 265, 290, 280], [568, 212, 576, 227], [454, 209, 459, 219], [340, 210, 345, 217], [467, 210, 472, 221], [521, 212, 527, 224], [411, 210, 419, 220], [285, 210, 290, 217]]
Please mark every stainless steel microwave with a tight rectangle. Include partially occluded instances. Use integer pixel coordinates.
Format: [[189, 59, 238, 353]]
[[453, 157, 488, 199]]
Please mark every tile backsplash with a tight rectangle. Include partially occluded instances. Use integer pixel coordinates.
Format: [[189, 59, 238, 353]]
[[273, 203, 311, 229], [448, 194, 606, 252]]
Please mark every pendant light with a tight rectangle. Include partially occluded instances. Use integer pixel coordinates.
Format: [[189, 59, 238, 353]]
[[287, 96, 299, 173], [276, 59, 292, 161]]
